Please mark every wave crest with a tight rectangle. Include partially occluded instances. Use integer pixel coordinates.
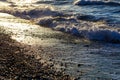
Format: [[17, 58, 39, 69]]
[[74, 0, 120, 6]]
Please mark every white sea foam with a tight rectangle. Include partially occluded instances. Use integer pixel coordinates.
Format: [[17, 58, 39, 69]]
[[2, 0, 120, 43], [74, 0, 120, 6], [86, 29, 120, 42], [53, 21, 120, 43]]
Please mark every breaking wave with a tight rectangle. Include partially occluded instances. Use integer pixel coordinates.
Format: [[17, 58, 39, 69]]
[[74, 0, 120, 6], [1, 0, 120, 43], [54, 25, 120, 43]]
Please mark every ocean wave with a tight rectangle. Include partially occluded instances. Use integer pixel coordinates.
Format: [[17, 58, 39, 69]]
[[86, 29, 120, 43], [54, 25, 120, 43], [36, 0, 71, 5], [31, 9, 120, 43], [76, 14, 103, 22], [25, 8, 59, 18], [16, 8, 120, 43], [113, 10, 120, 13], [36, 0, 53, 4], [2, 2, 120, 43], [74, 0, 120, 6], [50, 13, 120, 43]]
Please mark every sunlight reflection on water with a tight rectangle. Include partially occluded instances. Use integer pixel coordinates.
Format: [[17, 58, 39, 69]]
[[7, 0, 39, 4]]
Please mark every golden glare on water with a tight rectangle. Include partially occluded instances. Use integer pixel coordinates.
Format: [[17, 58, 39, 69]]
[[8, 0, 39, 4], [0, 13, 59, 46], [20, 0, 32, 3]]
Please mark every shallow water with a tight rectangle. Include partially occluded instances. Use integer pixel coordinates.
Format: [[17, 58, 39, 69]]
[[41, 40, 120, 80]]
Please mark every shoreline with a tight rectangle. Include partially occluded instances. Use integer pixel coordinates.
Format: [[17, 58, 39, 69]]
[[0, 11, 75, 79], [0, 2, 74, 79], [0, 1, 120, 80]]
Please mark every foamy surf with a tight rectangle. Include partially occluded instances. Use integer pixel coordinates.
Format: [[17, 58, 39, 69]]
[[1, 1, 120, 43], [74, 0, 120, 6], [53, 23, 120, 43]]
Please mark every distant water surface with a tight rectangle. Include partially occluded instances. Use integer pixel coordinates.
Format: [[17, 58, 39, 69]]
[[36, 0, 120, 24]]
